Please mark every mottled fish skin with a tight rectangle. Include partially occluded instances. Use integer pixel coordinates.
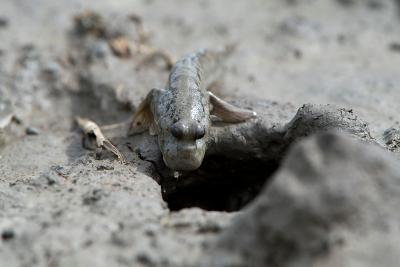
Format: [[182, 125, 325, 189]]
[[164, 47, 233, 124], [127, 45, 255, 171], [152, 48, 232, 171]]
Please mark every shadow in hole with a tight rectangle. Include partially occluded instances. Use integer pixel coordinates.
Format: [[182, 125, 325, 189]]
[[158, 102, 372, 212], [125, 129, 281, 210], [161, 155, 281, 212]]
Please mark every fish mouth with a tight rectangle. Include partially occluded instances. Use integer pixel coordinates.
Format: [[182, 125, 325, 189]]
[[162, 143, 205, 171], [164, 158, 202, 171]]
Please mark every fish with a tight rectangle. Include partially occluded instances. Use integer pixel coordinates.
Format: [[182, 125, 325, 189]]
[[128, 46, 256, 171]]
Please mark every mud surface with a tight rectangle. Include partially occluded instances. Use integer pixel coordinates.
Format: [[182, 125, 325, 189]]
[[1, 0, 400, 266], [205, 132, 400, 267]]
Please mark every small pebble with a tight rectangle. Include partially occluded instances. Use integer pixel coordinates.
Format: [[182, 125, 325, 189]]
[[1, 229, 15, 241], [12, 115, 22, 124], [97, 165, 114, 171], [389, 42, 400, 52], [293, 49, 302, 59], [0, 17, 8, 28], [26, 126, 40, 135]]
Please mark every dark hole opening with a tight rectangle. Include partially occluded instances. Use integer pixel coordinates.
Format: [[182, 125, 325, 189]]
[[161, 155, 281, 212]]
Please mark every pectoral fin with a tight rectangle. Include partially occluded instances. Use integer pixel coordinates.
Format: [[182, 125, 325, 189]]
[[127, 88, 163, 136], [209, 91, 257, 123]]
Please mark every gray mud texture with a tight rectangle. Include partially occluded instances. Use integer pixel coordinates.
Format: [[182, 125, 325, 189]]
[[1, 0, 400, 266]]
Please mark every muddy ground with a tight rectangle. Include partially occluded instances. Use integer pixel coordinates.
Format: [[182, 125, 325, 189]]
[[1, 0, 400, 266]]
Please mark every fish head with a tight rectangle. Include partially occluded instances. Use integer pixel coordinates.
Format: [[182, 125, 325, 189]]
[[157, 117, 210, 171], [154, 91, 210, 171]]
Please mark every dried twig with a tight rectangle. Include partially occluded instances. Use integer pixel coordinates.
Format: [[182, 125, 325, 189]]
[[128, 14, 151, 44], [75, 116, 126, 163], [133, 43, 176, 70], [141, 49, 176, 70]]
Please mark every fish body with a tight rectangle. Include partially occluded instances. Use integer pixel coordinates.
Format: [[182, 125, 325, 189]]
[[129, 47, 256, 171]]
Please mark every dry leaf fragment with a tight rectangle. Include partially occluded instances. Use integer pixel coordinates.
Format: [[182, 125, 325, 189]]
[[143, 49, 176, 70], [76, 116, 126, 163]]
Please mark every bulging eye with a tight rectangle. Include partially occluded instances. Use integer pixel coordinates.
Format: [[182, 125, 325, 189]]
[[194, 125, 205, 139], [170, 123, 184, 140]]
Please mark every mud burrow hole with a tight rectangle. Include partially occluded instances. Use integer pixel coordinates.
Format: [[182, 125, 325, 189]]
[[161, 155, 281, 212]]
